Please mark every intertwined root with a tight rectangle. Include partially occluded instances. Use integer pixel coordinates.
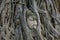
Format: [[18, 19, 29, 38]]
[[0, 0, 60, 40]]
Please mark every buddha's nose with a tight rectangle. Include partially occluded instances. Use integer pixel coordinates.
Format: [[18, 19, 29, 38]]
[[33, 20, 37, 25]]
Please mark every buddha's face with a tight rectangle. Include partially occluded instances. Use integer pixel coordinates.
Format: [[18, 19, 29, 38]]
[[27, 16, 37, 29]]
